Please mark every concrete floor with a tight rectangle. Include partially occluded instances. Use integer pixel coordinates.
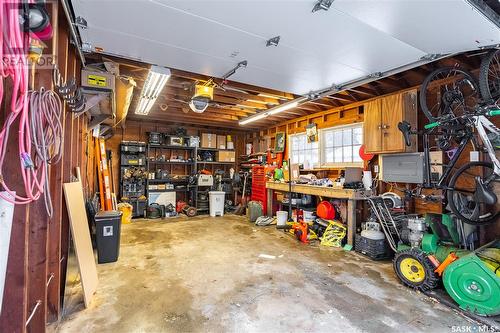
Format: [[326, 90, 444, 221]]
[[54, 215, 475, 333]]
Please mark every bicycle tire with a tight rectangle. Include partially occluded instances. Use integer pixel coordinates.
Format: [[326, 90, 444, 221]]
[[479, 48, 500, 102], [447, 161, 499, 225], [419, 67, 479, 123]]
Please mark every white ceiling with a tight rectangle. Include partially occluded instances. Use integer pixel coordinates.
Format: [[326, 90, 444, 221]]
[[72, 0, 500, 95]]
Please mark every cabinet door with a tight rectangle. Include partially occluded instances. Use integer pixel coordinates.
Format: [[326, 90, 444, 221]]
[[363, 99, 382, 153], [381, 93, 404, 152]]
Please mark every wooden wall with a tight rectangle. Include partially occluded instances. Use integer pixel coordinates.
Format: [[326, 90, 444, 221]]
[[258, 78, 500, 242], [106, 120, 246, 198], [0, 4, 93, 332]]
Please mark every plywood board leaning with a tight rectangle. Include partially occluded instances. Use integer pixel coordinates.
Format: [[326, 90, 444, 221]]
[[63, 181, 98, 308], [0, 192, 14, 312]]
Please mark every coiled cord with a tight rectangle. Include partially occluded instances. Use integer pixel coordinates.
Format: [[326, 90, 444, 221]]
[[0, 1, 63, 217], [29, 88, 63, 216]]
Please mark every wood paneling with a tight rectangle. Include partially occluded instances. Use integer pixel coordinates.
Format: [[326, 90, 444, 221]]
[[381, 93, 404, 152], [0, 3, 90, 332], [363, 100, 382, 152]]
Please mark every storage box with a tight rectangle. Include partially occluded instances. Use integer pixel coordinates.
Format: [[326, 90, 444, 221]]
[[217, 135, 226, 150], [227, 141, 234, 150], [81, 69, 115, 90], [169, 136, 184, 146], [217, 150, 235, 162], [201, 133, 216, 148], [189, 136, 200, 147]]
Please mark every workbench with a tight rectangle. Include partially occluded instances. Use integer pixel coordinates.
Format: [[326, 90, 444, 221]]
[[265, 181, 370, 246]]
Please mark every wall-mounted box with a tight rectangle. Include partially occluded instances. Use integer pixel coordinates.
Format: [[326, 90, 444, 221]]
[[81, 69, 115, 90], [380, 152, 424, 184]]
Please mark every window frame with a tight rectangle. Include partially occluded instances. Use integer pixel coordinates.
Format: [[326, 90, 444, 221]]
[[288, 132, 320, 169], [319, 123, 364, 168]]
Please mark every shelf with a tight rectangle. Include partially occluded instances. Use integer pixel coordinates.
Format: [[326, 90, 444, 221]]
[[197, 161, 235, 165], [148, 178, 189, 183], [120, 164, 146, 167], [148, 145, 195, 150], [148, 188, 190, 192], [197, 148, 235, 152], [148, 161, 195, 165]]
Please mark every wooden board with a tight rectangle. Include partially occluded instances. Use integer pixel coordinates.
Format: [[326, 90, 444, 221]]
[[0, 192, 14, 313], [63, 181, 98, 308], [265, 181, 364, 199]]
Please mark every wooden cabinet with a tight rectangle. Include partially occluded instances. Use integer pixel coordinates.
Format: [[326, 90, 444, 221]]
[[363, 90, 417, 154]]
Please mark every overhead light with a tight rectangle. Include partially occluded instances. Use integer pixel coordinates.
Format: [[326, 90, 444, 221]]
[[239, 97, 308, 125], [268, 101, 299, 115], [239, 112, 269, 125], [135, 65, 171, 115], [312, 0, 333, 13]]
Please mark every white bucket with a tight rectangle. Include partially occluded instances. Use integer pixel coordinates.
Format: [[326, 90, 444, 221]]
[[303, 210, 315, 222], [209, 191, 226, 217], [276, 211, 288, 226]]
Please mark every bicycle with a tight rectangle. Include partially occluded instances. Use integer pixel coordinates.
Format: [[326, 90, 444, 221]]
[[398, 48, 500, 226]]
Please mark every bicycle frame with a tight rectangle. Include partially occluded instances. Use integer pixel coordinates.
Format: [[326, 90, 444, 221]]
[[421, 115, 499, 189], [474, 115, 500, 175], [421, 130, 473, 188]]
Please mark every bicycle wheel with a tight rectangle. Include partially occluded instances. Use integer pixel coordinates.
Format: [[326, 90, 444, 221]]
[[420, 67, 479, 123], [447, 161, 499, 225], [479, 48, 500, 103]]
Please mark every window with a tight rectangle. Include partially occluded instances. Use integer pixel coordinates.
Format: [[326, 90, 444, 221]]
[[289, 134, 319, 168], [322, 124, 363, 165]]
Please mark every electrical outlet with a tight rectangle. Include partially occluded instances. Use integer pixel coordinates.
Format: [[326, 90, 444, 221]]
[[429, 151, 443, 181], [470, 151, 479, 162], [373, 165, 379, 173]]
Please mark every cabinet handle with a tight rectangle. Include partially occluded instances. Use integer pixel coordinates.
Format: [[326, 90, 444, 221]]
[[378, 125, 382, 129], [381, 124, 388, 129]]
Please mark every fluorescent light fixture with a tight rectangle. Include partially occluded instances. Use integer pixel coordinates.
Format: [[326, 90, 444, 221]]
[[239, 97, 308, 125], [268, 101, 299, 115], [239, 112, 269, 125], [135, 65, 171, 115]]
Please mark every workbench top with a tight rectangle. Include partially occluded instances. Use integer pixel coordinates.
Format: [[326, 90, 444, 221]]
[[265, 181, 369, 200]]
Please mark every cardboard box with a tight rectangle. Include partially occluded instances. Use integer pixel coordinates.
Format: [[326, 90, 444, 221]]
[[217, 150, 235, 162], [201, 133, 216, 148], [217, 135, 226, 150], [81, 69, 115, 90]]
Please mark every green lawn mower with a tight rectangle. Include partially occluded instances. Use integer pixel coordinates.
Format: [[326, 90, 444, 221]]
[[390, 213, 500, 316]]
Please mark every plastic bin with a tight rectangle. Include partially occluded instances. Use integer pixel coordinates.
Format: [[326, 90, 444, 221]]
[[276, 211, 288, 226], [209, 191, 225, 217], [95, 211, 122, 263], [117, 203, 133, 224]]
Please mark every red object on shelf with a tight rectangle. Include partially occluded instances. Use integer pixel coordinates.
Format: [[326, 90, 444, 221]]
[[316, 201, 336, 219], [251, 166, 267, 214]]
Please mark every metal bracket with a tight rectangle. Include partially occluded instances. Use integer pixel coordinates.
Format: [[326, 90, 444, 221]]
[[368, 72, 383, 79], [74, 16, 87, 29], [420, 53, 443, 61], [81, 42, 93, 53], [221, 60, 248, 81], [312, 0, 334, 13], [266, 36, 280, 47]]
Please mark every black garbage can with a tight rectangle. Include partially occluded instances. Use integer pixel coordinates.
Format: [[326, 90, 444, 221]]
[[94, 210, 122, 264]]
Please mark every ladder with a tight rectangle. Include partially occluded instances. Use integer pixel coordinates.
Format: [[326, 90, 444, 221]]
[[366, 197, 400, 252]]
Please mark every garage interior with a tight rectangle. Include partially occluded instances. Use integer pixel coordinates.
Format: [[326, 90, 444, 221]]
[[0, 1, 499, 332]]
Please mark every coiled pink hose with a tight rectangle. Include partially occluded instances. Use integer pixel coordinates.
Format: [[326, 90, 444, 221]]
[[0, 1, 62, 216]]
